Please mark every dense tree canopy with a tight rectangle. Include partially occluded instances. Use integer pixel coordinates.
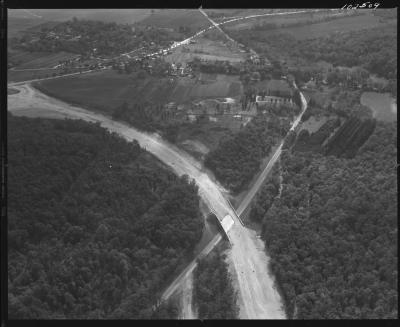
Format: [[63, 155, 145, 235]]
[[205, 114, 290, 193], [253, 121, 397, 318], [193, 251, 238, 319], [8, 115, 203, 318], [230, 24, 397, 80]]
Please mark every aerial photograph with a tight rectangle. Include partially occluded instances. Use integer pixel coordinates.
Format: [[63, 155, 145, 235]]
[[6, 6, 397, 320]]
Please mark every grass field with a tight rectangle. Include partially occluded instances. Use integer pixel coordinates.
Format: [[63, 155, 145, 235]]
[[8, 50, 79, 69], [299, 116, 330, 134], [8, 68, 66, 83], [35, 69, 243, 113], [252, 13, 386, 40], [165, 37, 246, 66], [7, 88, 20, 95], [223, 10, 335, 31], [9, 9, 152, 24], [140, 9, 211, 31], [7, 17, 46, 38], [252, 79, 292, 94]]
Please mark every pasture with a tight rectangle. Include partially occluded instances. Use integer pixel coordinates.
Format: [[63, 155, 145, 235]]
[[252, 79, 292, 94], [9, 9, 152, 24], [165, 37, 246, 66], [8, 50, 79, 69], [8, 68, 66, 83], [34, 69, 243, 113], [139, 9, 210, 31], [7, 16, 45, 38], [251, 13, 386, 40]]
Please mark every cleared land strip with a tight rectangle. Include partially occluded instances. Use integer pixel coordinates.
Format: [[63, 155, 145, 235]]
[[8, 84, 290, 318]]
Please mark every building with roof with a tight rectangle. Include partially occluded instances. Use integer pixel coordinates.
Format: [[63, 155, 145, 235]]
[[255, 95, 294, 109]]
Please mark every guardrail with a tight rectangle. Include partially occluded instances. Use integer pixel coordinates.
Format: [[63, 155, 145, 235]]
[[226, 198, 245, 226]]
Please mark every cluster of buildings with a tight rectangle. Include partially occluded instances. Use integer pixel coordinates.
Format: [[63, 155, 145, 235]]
[[162, 98, 243, 123], [255, 95, 294, 109]]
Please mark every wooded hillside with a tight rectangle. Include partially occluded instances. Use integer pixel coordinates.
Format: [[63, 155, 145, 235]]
[[8, 115, 203, 318]]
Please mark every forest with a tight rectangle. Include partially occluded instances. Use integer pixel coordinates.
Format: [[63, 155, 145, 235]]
[[229, 24, 397, 81], [193, 251, 238, 319], [254, 121, 397, 318], [204, 114, 290, 194], [8, 115, 203, 319]]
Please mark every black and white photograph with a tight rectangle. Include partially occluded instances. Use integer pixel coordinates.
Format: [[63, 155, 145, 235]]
[[2, 1, 398, 321]]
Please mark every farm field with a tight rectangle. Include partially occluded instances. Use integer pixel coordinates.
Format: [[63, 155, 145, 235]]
[[8, 9, 152, 24], [165, 37, 246, 66], [8, 68, 67, 83], [7, 88, 20, 95], [8, 50, 79, 69], [248, 13, 387, 40], [140, 9, 210, 31], [34, 69, 243, 113], [252, 79, 292, 94], [360, 92, 397, 122], [222, 9, 342, 31], [7, 16, 46, 37]]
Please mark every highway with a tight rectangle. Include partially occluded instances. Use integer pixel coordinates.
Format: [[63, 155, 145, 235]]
[[8, 83, 300, 318], [7, 9, 313, 319]]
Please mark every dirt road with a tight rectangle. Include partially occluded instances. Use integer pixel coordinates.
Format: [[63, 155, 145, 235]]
[[179, 272, 196, 319], [8, 83, 288, 319], [236, 84, 308, 216]]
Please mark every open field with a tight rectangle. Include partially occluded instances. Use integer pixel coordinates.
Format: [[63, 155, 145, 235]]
[[9, 9, 152, 24], [298, 115, 330, 133], [7, 88, 20, 95], [8, 50, 79, 69], [247, 13, 387, 40], [253, 79, 292, 94], [222, 10, 340, 31], [360, 92, 397, 122], [7, 17, 46, 38], [8, 68, 68, 83], [165, 36, 246, 65], [35, 70, 243, 112], [166, 40, 245, 65], [140, 9, 211, 31]]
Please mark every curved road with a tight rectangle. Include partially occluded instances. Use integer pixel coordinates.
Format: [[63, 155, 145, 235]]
[[7, 8, 313, 319], [8, 84, 296, 318]]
